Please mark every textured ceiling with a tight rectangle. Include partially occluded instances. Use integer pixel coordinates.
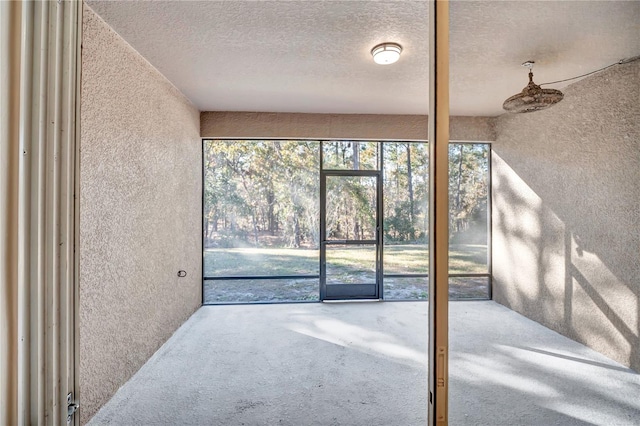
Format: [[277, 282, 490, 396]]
[[86, 1, 640, 117]]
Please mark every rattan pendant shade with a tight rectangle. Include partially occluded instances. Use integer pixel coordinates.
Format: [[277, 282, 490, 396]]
[[503, 69, 564, 113]]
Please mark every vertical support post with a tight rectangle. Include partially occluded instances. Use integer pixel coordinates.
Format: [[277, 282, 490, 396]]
[[428, 1, 450, 425], [18, 1, 34, 423], [319, 142, 326, 300], [1, 1, 22, 424], [377, 143, 384, 299], [487, 146, 493, 300]]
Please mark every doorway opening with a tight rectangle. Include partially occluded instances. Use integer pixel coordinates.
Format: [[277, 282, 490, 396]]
[[320, 141, 383, 300], [202, 139, 490, 304]]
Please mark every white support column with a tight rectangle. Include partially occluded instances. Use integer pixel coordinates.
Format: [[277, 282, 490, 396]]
[[428, 1, 450, 425], [0, 1, 81, 424], [1, 1, 22, 423], [18, 1, 35, 423]]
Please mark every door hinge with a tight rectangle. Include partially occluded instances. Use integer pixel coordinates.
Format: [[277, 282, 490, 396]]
[[67, 392, 79, 424]]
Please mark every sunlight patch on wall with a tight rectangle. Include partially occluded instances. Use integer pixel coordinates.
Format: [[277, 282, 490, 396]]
[[492, 153, 564, 309], [568, 233, 638, 364]]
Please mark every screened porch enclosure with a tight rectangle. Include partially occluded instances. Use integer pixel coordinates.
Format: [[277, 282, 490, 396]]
[[203, 139, 490, 303]]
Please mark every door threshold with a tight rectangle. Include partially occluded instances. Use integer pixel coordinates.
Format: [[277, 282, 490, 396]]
[[322, 299, 382, 303]]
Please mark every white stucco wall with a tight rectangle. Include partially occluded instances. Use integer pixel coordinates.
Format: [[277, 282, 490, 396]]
[[79, 5, 202, 423], [492, 60, 640, 372], [201, 111, 496, 142]]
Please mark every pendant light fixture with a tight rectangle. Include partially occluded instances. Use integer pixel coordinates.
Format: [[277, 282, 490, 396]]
[[503, 61, 564, 113], [371, 42, 402, 65]]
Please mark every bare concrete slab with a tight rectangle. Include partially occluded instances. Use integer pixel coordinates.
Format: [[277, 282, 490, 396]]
[[88, 301, 640, 425]]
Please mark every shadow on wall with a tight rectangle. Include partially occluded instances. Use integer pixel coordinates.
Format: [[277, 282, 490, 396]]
[[492, 157, 639, 372], [491, 60, 640, 372]]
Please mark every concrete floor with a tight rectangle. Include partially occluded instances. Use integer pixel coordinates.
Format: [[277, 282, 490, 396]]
[[88, 301, 640, 426]]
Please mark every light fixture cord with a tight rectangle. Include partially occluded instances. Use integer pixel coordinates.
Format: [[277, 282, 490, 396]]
[[539, 55, 640, 86]]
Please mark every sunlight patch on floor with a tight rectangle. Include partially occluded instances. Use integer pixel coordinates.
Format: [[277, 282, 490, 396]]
[[288, 316, 426, 367]]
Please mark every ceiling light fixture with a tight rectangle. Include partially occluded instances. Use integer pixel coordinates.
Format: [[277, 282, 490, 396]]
[[503, 61, 564, 113], [371, 42, 402, 65]]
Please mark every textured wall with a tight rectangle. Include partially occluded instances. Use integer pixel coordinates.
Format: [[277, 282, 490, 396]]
[[80, 5, 202, 423], [201, 111, 496, 141], [492, 61, 640, 371]]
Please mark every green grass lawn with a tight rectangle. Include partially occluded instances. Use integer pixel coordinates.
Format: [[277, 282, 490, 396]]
[[203, 244, 489, 303], [204, 244, 487, 276]]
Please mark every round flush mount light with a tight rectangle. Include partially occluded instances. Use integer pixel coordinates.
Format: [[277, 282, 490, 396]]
[[371, 42, 402, 65]]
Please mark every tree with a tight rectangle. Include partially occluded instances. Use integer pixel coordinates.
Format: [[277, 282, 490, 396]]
[[448, 143, 488, 239], [203, 140, 487, 249]]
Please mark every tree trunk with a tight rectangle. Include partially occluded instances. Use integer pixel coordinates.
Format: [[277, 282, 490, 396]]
[[353, 141, 359, 170], [292, 211, 301, 248], [251, 209, 259, 247], [267, 189, 276, 235], [395, 144, 400, 195], [406, 143, 415, 239], [455, 144, 465, 233]]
